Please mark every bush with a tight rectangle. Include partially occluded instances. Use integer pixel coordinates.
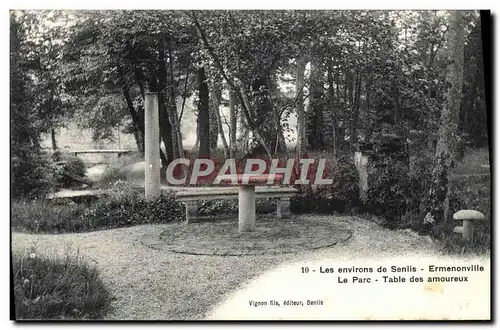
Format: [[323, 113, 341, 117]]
[[400, 153, 435, 230], [329, 155, 360, 205], [364, 156, 412, 227], [56, 155, 88, 188], [13, 249, 112, 320], [12, 183, 185, 233], [96, 153, 143, 188], [11, 148, 58, 199], [84, 187, 184, 230], [197, 198, 276, 216], [291, 155, 359, 214], [64, 156, 86, 177], [97, 166, 128, 189]]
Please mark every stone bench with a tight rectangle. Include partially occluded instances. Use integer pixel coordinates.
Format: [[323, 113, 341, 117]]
[[175, 186, 297, 223]]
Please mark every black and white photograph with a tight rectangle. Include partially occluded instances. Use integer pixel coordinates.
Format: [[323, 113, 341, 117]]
[[9, 7, 492, 321]]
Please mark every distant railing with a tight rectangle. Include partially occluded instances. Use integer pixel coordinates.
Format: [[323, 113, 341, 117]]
[[70, 149, 133, 157]]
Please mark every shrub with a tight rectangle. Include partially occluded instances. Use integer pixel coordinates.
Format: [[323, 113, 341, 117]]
[[84, 187, 184, 230], [329, 155, 360, 205], [56, 156, 88, 188], [291, 155, 359, 214], [96, 153, 143, 188], [13, 249, 112, 320], [12, 184, 185, 234], [63, 156, 86, 177], [97, 166, 127, 189], [363, 155, 410, 227], [11, 148, 57, 199], [197, 198, 276, 216], [400, 153, 435, 231]]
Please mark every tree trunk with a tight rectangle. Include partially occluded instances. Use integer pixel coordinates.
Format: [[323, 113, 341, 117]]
[[295, 57, 307, 157], [229, 88, 237, 157], [191, 13, 272, 158], [435, 12, 466, 157], [166, 41, 184, 160], [197, 67, 210, 158], [209, 88, 219, 151], [118, 68, 144, 152], [307, 59, 324, 150], [349, 70, 361, 150], [157, 40, 175, 165], [430, 10, 466, 225], [238, 103, 251, 153], [159, 93, 174, 163], [51, 128, 58, 151], [268, 74, 287, 154], [211, 82, 230, 157], [252, 74, 284, 155], [325, 58, 337, 154], [192, 116, 200, 152]]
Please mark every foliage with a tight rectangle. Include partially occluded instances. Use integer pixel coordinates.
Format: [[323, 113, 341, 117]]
[[291, 155, 359, 214], [11, 185, 184, 234], [95, 153, 144, 188], [399, 151, 435, 230], [329, 156, 360, 205], [12, 10, 487, 159], [419, 152, 454, 228], [13, 248, 112, 320], [11, 148, 58, 199], [365, 157, 411, 227], [97, 167, 128, 189], [198, 199, 276, 216], [11, 13, 55, 198], [63, 156, 86, 178], [54, 155, 87, 188]]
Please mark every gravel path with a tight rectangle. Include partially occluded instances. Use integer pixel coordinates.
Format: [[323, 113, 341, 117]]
[[12, 216, 484, 320]]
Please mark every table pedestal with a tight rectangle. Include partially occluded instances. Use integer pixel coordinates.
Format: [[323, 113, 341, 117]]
[[238, 185, 256, 232]]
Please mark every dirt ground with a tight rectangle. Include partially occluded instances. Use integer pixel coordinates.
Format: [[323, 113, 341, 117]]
[[12, 216, 462, 320]]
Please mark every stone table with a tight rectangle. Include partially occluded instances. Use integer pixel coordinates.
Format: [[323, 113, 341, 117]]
[[221, 174, 284, 233]]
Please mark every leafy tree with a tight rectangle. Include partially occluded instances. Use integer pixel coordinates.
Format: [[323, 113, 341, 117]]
[[423, 11, 467, 229], [11, 12, 56, 197]]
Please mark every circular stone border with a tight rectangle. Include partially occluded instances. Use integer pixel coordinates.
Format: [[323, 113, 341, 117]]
[[141, 215, 353, 256]]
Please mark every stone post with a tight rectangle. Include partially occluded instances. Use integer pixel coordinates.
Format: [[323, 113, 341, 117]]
[[185, 201, 198, 224], [277, 198, 291, 219], [453, 210, 485, 242], [238, 185, 256, 232], [145, 92, 161, 201], [354, 151, 369, 202]]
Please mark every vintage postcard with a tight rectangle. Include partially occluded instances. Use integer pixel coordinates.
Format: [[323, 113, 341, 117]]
[[10, 8, 491, 321]]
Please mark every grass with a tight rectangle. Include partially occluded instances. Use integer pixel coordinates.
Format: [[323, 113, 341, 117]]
[[96, 152, 144, 188], [441, 148, 491, 254], [12, 246, 112, 320], [11, 184, 184, 234], [11, 200, 88, 233], [452, 147, 490, 175]]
